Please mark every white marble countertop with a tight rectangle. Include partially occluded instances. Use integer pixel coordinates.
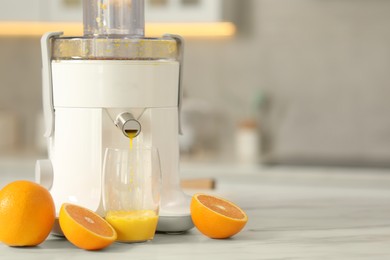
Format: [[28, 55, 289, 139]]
[[1, 160, 390, 259]]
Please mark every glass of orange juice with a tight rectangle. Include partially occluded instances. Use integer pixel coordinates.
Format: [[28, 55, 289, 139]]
[[102, 147, 161, 243]]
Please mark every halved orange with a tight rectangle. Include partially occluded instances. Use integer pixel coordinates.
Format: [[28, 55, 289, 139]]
[[59, 203, 117, 250], [190, 193, 248, 239]]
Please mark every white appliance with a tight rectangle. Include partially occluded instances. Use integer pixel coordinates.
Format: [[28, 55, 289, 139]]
[[35, 0, 193, 234]]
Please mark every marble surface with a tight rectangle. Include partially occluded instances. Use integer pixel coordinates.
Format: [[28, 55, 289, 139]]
[[1, 160, 390, 259]]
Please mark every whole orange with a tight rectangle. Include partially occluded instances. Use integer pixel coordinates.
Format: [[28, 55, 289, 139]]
[[190, 193, 248, 239], [0, 180, 55, 246]]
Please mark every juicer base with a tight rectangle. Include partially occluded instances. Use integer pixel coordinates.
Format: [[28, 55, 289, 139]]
[[51, 218, 64, 236], [156, 214, 194, 233]]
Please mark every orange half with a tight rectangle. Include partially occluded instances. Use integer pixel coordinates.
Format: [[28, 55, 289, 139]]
[[59, 203, 117, 250], [190, 193, 248, 239]]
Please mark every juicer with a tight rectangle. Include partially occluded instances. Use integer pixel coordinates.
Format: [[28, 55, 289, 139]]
[[35, 0, 193, 233]]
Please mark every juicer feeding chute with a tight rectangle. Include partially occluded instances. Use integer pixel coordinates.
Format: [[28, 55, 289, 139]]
[[36, 0, 193, 234], [83, 0, 145, 37]]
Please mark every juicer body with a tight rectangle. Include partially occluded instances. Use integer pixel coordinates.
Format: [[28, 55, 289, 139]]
[[36, 33, 193, 233]]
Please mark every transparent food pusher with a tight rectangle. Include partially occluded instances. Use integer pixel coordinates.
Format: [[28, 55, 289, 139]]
[[35, 0, 193, 233]]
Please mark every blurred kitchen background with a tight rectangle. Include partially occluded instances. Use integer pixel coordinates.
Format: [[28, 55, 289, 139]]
[[1, 0, 390, 168]]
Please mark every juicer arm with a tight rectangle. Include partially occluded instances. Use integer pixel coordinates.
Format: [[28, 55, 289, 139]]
[[164, 34, 184, 135], [41, 32, 63, 138]]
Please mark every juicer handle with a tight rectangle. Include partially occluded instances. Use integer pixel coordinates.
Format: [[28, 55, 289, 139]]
[[164, 34, 184, 135], [41, 32, 63, 138]]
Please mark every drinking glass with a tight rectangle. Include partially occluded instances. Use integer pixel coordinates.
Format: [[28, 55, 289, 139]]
[[102, 147, 161, 243]]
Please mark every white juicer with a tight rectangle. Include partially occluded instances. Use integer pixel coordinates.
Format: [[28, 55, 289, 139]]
[[35, 0, 193, 233]]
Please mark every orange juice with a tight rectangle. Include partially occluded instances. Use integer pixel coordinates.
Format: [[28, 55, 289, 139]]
[[105, 210, 158, 242]]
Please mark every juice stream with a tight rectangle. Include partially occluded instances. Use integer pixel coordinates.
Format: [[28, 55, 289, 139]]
[[126, 129, 137, 185], [125, 129, 138, 150]]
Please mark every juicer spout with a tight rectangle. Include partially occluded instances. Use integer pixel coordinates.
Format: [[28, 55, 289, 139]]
[[115, 112, 141, 138]]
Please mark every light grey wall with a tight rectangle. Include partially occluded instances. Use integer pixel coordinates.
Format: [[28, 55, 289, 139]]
[[257, 0, 390, 166], [0, 38, 42, 152]]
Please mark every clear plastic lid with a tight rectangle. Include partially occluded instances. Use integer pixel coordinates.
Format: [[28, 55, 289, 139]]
[[83, 0, 145, 37]]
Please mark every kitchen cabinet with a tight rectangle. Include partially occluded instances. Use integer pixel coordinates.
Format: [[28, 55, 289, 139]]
[[0, 0, 40, 21], [40, 0, 82, 22], [0, 0, 224, 23], [0, 0, 82, 22], [145, 0, 223, 22]]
